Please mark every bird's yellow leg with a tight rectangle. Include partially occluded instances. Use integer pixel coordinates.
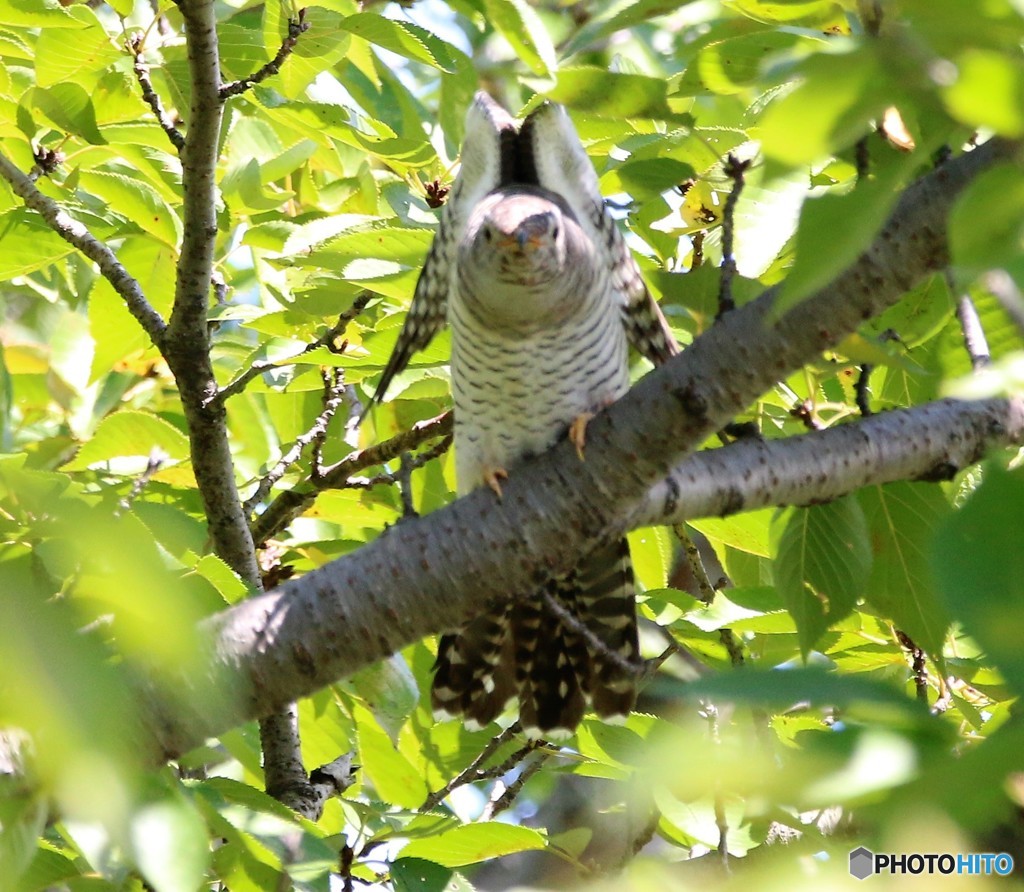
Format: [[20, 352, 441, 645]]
[[483, 466, 509, 498], [569, 412, 595, 460]]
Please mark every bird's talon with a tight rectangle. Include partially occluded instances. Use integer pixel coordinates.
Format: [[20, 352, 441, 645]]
[[569, 413, 594, 460], [484, 467, 509, 498]]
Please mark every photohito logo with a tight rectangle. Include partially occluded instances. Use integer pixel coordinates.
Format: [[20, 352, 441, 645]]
[[849, 846, 1014, 879]]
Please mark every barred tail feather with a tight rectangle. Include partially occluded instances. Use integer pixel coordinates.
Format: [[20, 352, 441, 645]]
[[430, 539, 640, 736], [575, 538, 642, 721], [430, 604, 515, 728]]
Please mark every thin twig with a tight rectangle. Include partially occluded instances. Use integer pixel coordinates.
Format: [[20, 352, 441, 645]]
[[311, 368, 343, 476], [481, 752, 551, 820], [540, 590, 641, 677], [896, 630, 929, 704], [0, 150, 167, 346], [396, 453, 418, 518], [672, 523, 716, 604], [700, 701, 730, 870], [855, 365, 874, 417], [216, 295, 370, 403], [670, 525, 745, 667], [115, 449, 167, 517], [343, 434, 453, 491], [250, 412, 452, 544], [127, 32, 185, 151], [220, 12, 310, 99], [716, 154, 751, 319], [954, 290, 992, 370], [244, 367, 347, 515], [421, 723, 522, 810]]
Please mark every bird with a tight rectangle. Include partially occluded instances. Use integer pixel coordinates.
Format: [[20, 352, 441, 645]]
[[367, 92, 678, 738]]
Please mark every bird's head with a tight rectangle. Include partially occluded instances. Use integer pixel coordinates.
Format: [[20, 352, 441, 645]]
[[459, 186, 596, 329]]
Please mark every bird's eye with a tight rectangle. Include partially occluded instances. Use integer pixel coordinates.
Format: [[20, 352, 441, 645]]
[[483, 226, 494, 243], [551, 223, 560, 239]]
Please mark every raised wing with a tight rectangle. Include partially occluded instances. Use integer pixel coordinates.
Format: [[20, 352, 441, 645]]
[[368, 93, 518, 407], [520, 102, 679, 367]]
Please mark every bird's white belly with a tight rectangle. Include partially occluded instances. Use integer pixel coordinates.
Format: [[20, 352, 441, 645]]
[[450, 306, 629, 496]]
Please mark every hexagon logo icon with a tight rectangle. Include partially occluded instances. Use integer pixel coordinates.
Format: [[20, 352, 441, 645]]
[[849, 846, 874, 880]]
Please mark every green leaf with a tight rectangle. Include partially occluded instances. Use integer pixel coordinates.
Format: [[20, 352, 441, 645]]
[[931, 467, 1024, 693], [949, 163, 1024, 272], [725, 0, 846, 26], [690, 508, 773, 558], [481, 0, 556, 77], [0, 210, 74, 277], [859, 482, 952, 655], [390, 858, 453, 892], [533, 67, 675, 119], [0, 0, 88, 27], [356, 705, 428, 808], [679, 30, 816, 97], [772, 498, 871, 657], [130, 797, 210, 892], [775, 174, 903, 312], [563, 0, 703, 55], [34, 7, 119, 90], [681, 667, 929, 716], [758, 49, 887, 165], [400, 823, 546, 867], [77, 170, 182, 248], [340, 13, 457, 72], [63, 410, 191, 472], [31, 82, 105, 144], [942, 48, 1024, 137], [0, 796, 48, 889]]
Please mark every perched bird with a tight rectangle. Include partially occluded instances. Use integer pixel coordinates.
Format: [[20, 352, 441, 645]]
[[369, 93, 678, 738]]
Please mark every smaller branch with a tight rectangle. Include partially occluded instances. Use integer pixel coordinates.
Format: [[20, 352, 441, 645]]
[[540, 590, 641, 677], [115, 448, 167, 517], [0, 149, 167, 346], [954, 291, 992, 369], [690, 231, 705, 270], [699, 700, 730, 870], [396, 453, 418, 518], [481, 751, 551, 821], [342, 434, 453, 492], [670, 524, 745, 666], [896, 630, 929, 704], [634, 397, 1024, 529], [854, 365, 874, 417], [422, 723, 521, 810], [127, 32, 185, 152], [220, 12, 310, 100], [311, 369, 344, 476], [854, 136, 871, 182], [672, 524, 715, 604], [716, 154, 751, 319], [217, 296, 369, 403], [620, 806, 661, 867], [244, 367, 346, 515], [250, 412, 452, 545]]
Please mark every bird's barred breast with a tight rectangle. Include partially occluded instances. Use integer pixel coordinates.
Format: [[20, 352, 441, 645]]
[[449, 282, 630, 496]]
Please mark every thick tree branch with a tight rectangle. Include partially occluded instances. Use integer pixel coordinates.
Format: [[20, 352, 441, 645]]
[[0, 150, 167, 345], [633, 396, 1024, 528], [164, 0, 260, 587], [136, 137, 1023, 759]]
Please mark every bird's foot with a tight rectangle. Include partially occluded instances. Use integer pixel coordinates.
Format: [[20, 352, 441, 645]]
[[483, 466, 509, 499], [569, 412, 595, 460]]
